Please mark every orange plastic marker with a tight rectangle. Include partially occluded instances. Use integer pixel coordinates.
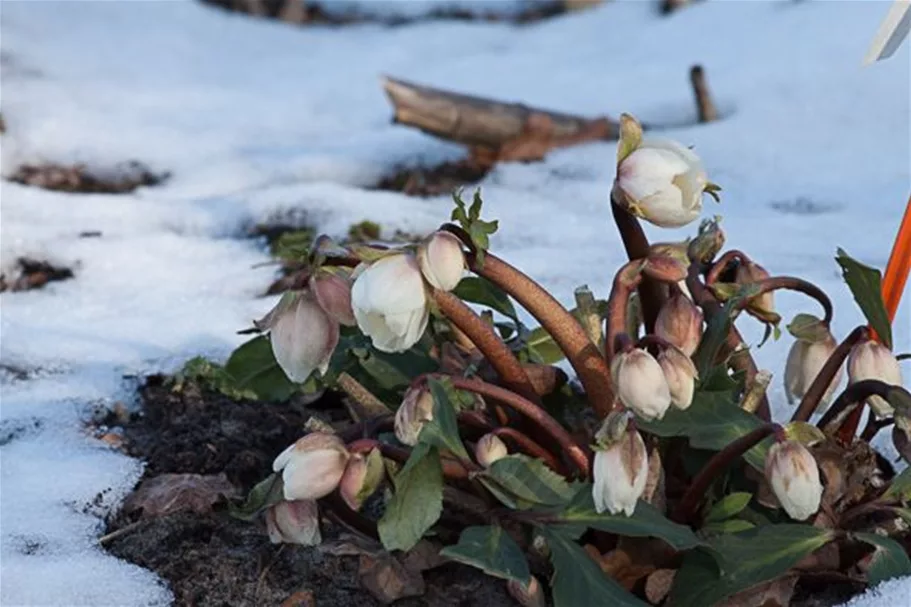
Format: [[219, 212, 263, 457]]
[[880, 194, 911, 329]]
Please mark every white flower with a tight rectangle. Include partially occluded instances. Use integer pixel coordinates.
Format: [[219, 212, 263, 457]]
[[418, 231, 465, 292], [474, 433, 508, 468], [848, 339, 904, 418], [655, 293, 704, 357], [351, 253, 429, 353], [657, 345, 698, 410], [615, 138, 709, 228], [784, 332, 840, 407], [592, 422, 649, 516], [311, 271, 356, 327], [265, 499, 321, 546], [272, 433, 349, 501], [611, 348, 672, 421], [394, 385, 434, 446], [765, 440, 823, 521], [259, 290, 339, 383]]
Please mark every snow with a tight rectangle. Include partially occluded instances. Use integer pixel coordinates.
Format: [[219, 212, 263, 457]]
[[0, 0, 908, 605]]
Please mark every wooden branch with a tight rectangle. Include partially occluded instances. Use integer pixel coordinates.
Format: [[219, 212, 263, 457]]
[[689, 65, 718, 123], [382, 76, 620, 163]]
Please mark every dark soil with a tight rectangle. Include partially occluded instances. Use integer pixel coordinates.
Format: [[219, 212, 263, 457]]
[[102, 375, 513, 607], [9, 161, 167, 193], [373, 159, 490, 198], [0, 257, 74, 292]]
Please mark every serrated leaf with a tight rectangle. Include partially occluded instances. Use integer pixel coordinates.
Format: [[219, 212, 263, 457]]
[[549, 488, 704, 551], [420, 378, 469, 459], [479, 454, 574, 509], [836, 248, 892, 349], [884, 467, 911, 502], [439, 526, 530, 585], [452, 277, 518, 322], [855, 532, 911, 586], [224, 335, 299, 402], [378, 444, 443, 552], [783, 421, 826, 447], [705, 493, 753, 523], [669, 525, 835, 607], [229, 473, 284, 521], [540, 526, 648, 607], [786, 313, 830, 343]]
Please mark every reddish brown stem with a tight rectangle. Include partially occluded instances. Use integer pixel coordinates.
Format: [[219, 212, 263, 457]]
[[791, 326, 869, 423], [860, 415, 894, 442], [347, 438, 472, 479], [605, 260, 644, 359], [816, 379, 897, 436], [439, 375, 591, 477], [491, 427, 564, 474], [431, 288, 540, 404], [732, 276, 833, 326], [672, 424, 779, 524], [705, 250, 748, 285]]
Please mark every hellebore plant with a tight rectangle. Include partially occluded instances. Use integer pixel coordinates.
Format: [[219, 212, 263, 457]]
[[228, 113, 911, 607]]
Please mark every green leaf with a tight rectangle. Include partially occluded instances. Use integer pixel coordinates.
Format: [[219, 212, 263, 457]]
[[855, 532, 911, 586], [786, 313, 830, 343], [355, 448, 386, 506], [378, 444, 443, 552], [479, 455, 575, 509], [439, 526, 531, 585], [701, 519, 755, 536], [525, 326, 565, 365], [355, 346, 437, 392], [420, 378, 469, 459], [616, 113, 644, 165], [693, 290, 755, 377], [540, 526, 648, 607], [885, 468, 911, 501], [836, 248, 892, 350], [670, 525, 835, 607], [550, 488, 704, 552], [224, 335, 299, 402], [452, 277, 518, 322], [783, 421, 826, 447], [229, 473, 284, 521], [705, 493, 753, 523]]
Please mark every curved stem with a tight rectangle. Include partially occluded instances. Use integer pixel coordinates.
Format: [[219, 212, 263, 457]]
[[791, 326, 869, 423], [860, 415, 894, 442], [431, 288, 540, 404], [491, 427, 564, 474], [732, 276, 833, 326], [672, 424, 779, 524], [347, 438, 473, 478], [439, 375, 591, 477], [705, 250, 748, 285], [462, 247, 615, 419], [817, 379, 896, 435], [605, 260, 644, 359]]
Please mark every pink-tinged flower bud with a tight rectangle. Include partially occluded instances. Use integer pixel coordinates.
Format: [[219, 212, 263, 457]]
[[655, 293, 704, 356], [784, 332, 841, 407], [592, 414, 649, 516], [611, 348, 672, 421], [615, 137, 710, 228], [848, 339, 904, 418], [338, 449, 383, 511], [657, 345, 698, 410], [735, 261, 775, 320], [258, 290, 340, 383], [507, 575, 546, 607], [417, 231, 465, 292], [311, 271, 356, 327], [764, 440, 823, 521], [475, 433, 508, 468], [394, 385, 434, 446], [265, 499, 321, 546], [272, 433, 349, 501], [351, 253, 429, 353]]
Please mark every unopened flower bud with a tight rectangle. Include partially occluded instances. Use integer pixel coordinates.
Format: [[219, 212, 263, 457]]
[[418, 231, 466, 292], [475, 433, 508, 468], [848, 339, 904, 418], [592, 413, 649, 516], [257, 290, 339, 383], [611, 348, 672, 421], [311, 271, 356, 327], [272, 432, 349, 501], [687, 217, 725, 264], [657, 345, 698, 410], [339, 450, 382, 511], [394, 385, 434, 446], [764, 440, 823, 521], [265, 499, 321, 546], [507, 575, 546, 607], [735, 261, 775, 320], [655, 293, 704, 356], [784, 331, 841, 407]]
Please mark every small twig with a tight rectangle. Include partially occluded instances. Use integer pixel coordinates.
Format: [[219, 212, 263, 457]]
[[98, 520, 145, 545], [791, 326, 869, 423], [336, 372, 390, 420], [740, 370, 772, 414], [689, 65, 718, 124]]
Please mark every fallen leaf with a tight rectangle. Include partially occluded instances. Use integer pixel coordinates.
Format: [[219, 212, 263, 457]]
[[123, 473, 238, 518], [358, 552, 426, 604], [401, 539, 446, 573]]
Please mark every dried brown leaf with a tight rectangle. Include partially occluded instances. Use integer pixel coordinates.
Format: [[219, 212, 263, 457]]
[[358, 553, 426, 604], [123, 473, 238, 518]]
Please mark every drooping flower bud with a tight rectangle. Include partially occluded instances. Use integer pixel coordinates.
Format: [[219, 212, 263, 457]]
[[784, 331, 841, 407], [655, 293, 704, 356], [257, 290, 340, 383], [351, 253, 429, 353], [311, 271, 356, 327], [417, 231, 465, 292], [394, 385, 435, 446], [848, 339, 904, 418], [265, 499, 321, 546], [735, 261, 775, 321], [272, 432, 349, 501], [475, 433, 508, 468], [592, 413, 649, 516], [507, 575, 546, 607], [338, 449, 383, 511], [764, 440, 823, 521], [657, 345, 698, 410], [611, 348, 672, 421]]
